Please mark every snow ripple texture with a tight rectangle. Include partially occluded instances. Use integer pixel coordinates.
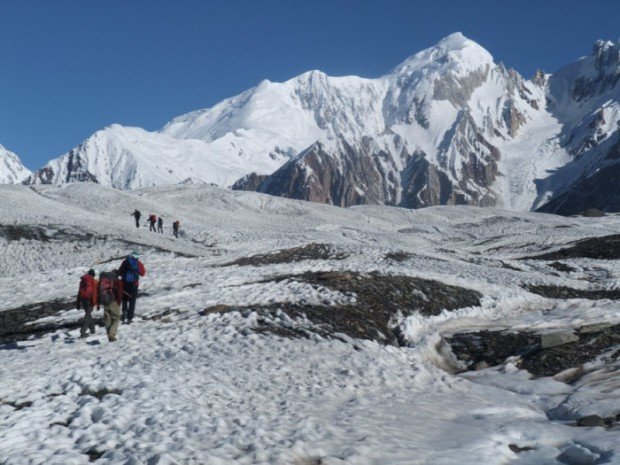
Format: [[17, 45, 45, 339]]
[[0, 183, 619, 464]]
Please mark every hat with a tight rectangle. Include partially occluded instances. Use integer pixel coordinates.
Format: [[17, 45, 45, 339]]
[[130, 250, 140, 258], [88, 269, 95, 277]]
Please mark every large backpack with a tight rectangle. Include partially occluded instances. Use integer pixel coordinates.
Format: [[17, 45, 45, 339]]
[[79, 275, 95, 300], [123, 257, 140, 284], [99, 272, 117, 305]]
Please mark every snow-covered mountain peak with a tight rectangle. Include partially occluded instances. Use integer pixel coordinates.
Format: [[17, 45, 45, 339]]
[[25, 35, 619, 215], [389, 33, 494, 79], [0, 144, 31, 184], [548, 38, 620, 112], [593, 39, 618, 55]]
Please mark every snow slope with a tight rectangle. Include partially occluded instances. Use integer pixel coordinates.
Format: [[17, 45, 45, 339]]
[[0, 183, 619, 464], [0, 145, 30, 184], [24, 125, 288, 189]]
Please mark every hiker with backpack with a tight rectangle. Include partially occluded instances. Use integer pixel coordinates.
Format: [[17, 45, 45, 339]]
[[118, 251, 146, 324], [131, 209, 141, 228], [98, 270, 124, 342], [172, 220, 180, 238], [147, 214, 157, 232], [76, 269, 98, 338], [157, 216, 164, 234]]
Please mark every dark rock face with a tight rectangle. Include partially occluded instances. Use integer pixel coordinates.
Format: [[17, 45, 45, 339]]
[[536, 156, 620, 216], [230, 172, 269, 191], [25, 151, 98, 185], [432, 66, 490, 107], [571, 41, 620, 102], [23, 166, 55, 185], [258, 140, 399, 207], [258, 117, 501, 209], [63, 151, 98, 183], [202, 271, 482, 346], [400, 152, 461, 208]]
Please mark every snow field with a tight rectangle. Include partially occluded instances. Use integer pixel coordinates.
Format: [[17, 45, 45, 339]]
[[0, 183, 619, 464]]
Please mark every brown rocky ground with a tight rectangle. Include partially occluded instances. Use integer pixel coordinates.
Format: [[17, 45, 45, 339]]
[[447, 324, 620, 378], [525, 234, 620, 260], [201, 271, 482, 346], [217, 243, 348, 267]]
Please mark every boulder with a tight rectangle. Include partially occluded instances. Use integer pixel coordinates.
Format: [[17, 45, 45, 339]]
[[540, 331, 579, 349]]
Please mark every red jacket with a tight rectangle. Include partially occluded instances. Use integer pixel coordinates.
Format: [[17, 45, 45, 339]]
[[76, 274, 98, 307]]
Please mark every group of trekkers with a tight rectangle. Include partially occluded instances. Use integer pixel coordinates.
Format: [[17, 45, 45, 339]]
[[76, 251, 146, 342], [132, 209, 181, 238], [75, 208, 182, 341]]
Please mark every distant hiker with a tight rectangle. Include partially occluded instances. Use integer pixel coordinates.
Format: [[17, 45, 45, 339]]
[[119, 251, 146, 324], [172, 220, 180, 238], [76, 269, 98, 338], [131, 209, 141, 228], [148, 214, 157, 232], [98, 270, 124, 342], [157, 216, 163, 234]]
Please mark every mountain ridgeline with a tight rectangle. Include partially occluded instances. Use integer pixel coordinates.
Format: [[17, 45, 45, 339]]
[[5, 33, 620, 215]]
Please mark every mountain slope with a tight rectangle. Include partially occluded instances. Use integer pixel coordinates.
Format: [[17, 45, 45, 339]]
[[25, 124, 289, 189], [0, 145, 31, 184], [25, 33, 620, 214], [535, 40, 620, 214], [252, 33, 548, 209]]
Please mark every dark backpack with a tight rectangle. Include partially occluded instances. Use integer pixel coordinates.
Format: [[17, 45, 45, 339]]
[[124, 257, 140, 283], [79, 275, 95, 300], [99, 272, 117, 305]]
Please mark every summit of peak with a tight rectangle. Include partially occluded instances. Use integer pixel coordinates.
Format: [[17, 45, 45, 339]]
[[431, 32, 492, 59], [389, 33, 494, 77], [593, 39, 617, 54], [296, 69, 328, 80], [435, 32, 473, 50]]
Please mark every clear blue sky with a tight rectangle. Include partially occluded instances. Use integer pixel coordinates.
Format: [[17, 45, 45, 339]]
[[1, 0, 619, 170]]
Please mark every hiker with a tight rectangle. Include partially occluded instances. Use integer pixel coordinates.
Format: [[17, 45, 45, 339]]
[[76, 269, 98, 338], [172, 220, 180, 238], [119, 251, 146, 324], [157, 216, 163, 234], [147, 214, 157, 232], [131, 209, 141, 228], [98, 270, 124, 342]]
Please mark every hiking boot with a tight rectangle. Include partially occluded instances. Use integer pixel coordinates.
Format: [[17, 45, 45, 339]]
[[80, 333, 88, 339], [108, 336, 117, 342]]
